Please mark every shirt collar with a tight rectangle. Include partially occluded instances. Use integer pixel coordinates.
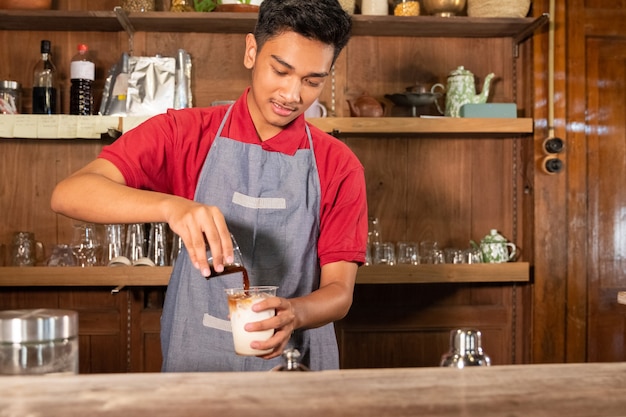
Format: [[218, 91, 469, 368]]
[[226, 88, 309, 156]]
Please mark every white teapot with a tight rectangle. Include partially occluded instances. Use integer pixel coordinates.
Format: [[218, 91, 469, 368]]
[[479, 229, 516, 263]]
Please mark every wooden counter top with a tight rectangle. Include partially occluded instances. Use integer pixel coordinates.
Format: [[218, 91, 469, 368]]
[[1, 363, 624, 416]]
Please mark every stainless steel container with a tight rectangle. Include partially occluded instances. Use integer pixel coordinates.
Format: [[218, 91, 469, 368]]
[[0, 309, 79, 375], [440, 328, 491, 368], [0, 80, 22, 114]]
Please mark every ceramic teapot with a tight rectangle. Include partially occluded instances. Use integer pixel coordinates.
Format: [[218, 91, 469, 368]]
[[444, 66, 495, 118], [347, 93, 384, 117], [478, 229, 516, 263]]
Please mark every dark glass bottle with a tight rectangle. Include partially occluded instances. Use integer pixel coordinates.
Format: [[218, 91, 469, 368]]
[[32, 40, 58, 114], [69, 44, 95, 115]]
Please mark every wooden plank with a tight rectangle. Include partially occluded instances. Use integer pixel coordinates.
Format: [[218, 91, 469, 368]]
[[0, 11, 547, 39], [308, 117, 534, 135], [0, 263, 528, 286], [357, 263, 529, 283], [0, 363, 625, 416]]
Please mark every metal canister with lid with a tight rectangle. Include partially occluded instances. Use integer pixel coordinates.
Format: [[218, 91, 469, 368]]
[[440, 328, 491, 368], [0, 80, 22, 114], [0, 309, 79, 375]]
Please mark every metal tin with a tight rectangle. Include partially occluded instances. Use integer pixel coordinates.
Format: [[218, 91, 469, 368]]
[[0, 80, 22, 114], [0, 309, 79, 375], [440, 328, 491, 368]]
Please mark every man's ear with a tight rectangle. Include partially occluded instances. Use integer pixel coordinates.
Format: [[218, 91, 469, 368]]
[[243, 33, 257, 69]]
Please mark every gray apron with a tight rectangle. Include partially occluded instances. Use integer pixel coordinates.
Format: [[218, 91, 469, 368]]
[[161, 105, 339, 372]]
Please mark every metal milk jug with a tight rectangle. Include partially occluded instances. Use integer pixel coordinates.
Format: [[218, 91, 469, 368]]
[[444, 66, 495, 117]]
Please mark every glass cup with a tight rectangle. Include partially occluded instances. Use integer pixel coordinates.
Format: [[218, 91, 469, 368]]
[[444, 248, 464, 264], [368, 217, 382, 246], [207, 233, 244, 273], [11, 231, 44, 266], [224, 286, 278, 356], [148, 222, 169, 266], [47, 244, 77, 267], [103, 224, 127, 266], [70, 223, 99, 267], [125, 223, 151, 265], [419, 241, 445, 264], [397, 241, 419, 265], [463, 247, 483, 264], [374, 241, 396, 265], [170, 233, 183, 267]]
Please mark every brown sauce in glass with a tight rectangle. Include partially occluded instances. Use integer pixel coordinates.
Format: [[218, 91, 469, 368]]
[[209, 264, 249, 290]]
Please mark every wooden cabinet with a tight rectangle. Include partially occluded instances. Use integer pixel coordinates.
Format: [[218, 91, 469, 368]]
[[0, 7, 546, 372]]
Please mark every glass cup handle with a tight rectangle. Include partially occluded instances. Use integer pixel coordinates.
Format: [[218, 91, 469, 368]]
[[431, 83, 445, 115]]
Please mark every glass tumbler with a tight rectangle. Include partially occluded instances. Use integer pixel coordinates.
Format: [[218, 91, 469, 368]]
[[70, 223, 99, 267]]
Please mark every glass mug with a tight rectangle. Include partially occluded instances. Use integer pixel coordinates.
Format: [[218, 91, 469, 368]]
[[304, 99, 327, 118], [11, 231, 44, 266], [47, 244, 77, 267]]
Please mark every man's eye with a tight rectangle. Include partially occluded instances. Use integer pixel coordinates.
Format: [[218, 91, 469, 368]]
[[273, 68, 287, 76], [305, 79, 321, 88]]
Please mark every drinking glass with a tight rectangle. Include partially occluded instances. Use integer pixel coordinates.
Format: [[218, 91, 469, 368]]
[[207, 233, 244, 272], [125, 223, 146, 264], [463, 247, 483, 264], [70, 223, 99, 267], [368, 217, 382, 246], [419, 240, 443, 264], [397, 241, 419, 265], [170, 233, 183, 267], [444, 248, 464, 264], [224, 286, 278, 356], [103, 224, 126, 266], [47, 244, 77, 267], [148, 222, 169, 266], [374, 242, 396, 265], [11, 231, 44, 266]]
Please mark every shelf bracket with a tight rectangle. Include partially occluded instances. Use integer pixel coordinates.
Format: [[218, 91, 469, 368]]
[[512, 13, 550, 58], [114, 6, 135, 56]]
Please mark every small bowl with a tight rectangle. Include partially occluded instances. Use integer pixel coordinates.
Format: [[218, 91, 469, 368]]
[[422, 0, 466, 16]]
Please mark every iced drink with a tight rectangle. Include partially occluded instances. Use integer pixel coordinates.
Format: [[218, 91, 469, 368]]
[[225, 286, 277, 356]]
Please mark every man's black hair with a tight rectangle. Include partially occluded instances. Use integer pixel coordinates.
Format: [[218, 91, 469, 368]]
[[254, 0, 352, 64]]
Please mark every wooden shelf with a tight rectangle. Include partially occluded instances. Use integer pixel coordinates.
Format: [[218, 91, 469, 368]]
[[309, 117, 533, 135], [0, 115, 533, 139], [0, 10, 548, 41], [0, 262, 528, 287], [358, 263, 529, 284]]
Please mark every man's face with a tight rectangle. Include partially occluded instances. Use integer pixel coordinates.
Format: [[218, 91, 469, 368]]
[[244, 31, 334, 140]]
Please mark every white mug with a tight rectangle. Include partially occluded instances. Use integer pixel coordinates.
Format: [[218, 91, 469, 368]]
[[304, 99, 327, 118]]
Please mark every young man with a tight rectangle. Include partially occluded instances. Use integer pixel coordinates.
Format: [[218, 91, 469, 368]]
[[51, 0, 367, 371]]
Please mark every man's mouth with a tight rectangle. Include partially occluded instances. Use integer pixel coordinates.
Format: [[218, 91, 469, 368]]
[[271, 101, 297, 117]]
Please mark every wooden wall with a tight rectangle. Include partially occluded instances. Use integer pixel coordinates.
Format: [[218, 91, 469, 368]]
[[530, 0, 626, 363], [0, 1, 564, 372]]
